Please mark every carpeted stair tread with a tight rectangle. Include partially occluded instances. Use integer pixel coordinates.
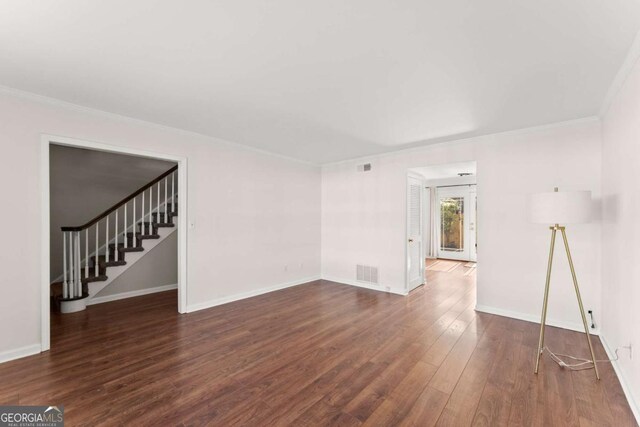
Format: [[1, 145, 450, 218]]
[[91, 254, 126, 267], [110, 243, 144, 252], [152, 212, 178, 219], [82, 274, 108, 284], [126, 232, 160, 240], [139, 221, 174, 228]]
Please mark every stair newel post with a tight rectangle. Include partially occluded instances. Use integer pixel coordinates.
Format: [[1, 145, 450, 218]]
[[95, 221, 99, 277], [85, 228, 89, 279], [68, 230, 75, 298], [75, 231, 81, 298], [62, 232, 68, 299], [164, 177, 168, 224], [106, 214, 110, 263]]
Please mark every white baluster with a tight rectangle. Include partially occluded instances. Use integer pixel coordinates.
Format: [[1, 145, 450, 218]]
[[62, 232, 68, 299], [106, 215, 110, 262], [148, 187, 152, 232], [75, 231, 81, 297], [172, 172, 175, 214], [115, 209, 119, 261], [95, 222, 99, 277], [85, 229, 88, 279], [164, 177, 168, 224], [133, 197, 137, 247], [141, 191, 144, 237], [124, 203, 128, 249], [68, 231, 74, 298], [157, 182, 160, 226]]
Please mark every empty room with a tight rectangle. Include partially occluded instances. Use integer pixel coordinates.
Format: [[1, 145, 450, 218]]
[[0, 1, 639, 426]]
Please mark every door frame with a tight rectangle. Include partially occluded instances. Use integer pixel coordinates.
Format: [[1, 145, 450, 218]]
[[469, 188, 477, 262], [40, 134, 189, 352], [405, 172, 425, 292], [436, 185, 476, 261]]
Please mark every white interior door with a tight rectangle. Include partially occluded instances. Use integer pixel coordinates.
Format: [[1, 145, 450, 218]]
[[469, 190, 477, 262], [406, 175, 424, 291], [436, 186, 476, 261]]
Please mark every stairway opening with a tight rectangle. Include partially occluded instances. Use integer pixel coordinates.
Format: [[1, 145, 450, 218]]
[[41, 136, 188, 351]]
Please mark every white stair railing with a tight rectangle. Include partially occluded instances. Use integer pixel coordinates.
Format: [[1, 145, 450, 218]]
[[59, 166, 178, 303]]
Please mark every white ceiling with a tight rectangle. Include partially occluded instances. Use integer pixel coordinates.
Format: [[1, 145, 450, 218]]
[[1, 1, 639, 164], [410, 162, 477, 181]]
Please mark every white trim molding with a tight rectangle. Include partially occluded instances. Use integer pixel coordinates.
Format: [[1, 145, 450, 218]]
[[600, 335, 640, 424], [599, 27, 640, 117], [187, 276, 322, 313], [321, 275, 408, 296], [0, 344, 41, 365], [475, 304, 601, 336], [1, 84, 314, 167], [321, 116, 600, 167], [88, 284, 178, 306]]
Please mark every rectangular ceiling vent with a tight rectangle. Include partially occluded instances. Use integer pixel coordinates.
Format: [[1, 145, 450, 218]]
[[356, 264, 379, 284], [357, 163, 372, 172]]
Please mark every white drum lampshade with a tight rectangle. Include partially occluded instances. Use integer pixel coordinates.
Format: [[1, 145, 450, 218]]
[[530, 189, 592, 225]]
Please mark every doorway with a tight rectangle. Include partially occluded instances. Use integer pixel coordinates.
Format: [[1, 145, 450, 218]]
[[40, 135, 188, 352], [436, 186, 477, 261], [406, 173, 424, 291], [406, 161, 477, 292]]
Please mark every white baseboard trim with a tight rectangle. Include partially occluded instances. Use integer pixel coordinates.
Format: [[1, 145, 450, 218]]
[[600, 335, 640, 425], [0, 344, 41, 364], [186, 276, 321, 313], [321, 275, 408, 296], [87, 284, 178, 305], [475, 304, 600, 336]]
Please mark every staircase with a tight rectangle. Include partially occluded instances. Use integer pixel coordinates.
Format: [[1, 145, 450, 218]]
[[52, 165, 179, 313]]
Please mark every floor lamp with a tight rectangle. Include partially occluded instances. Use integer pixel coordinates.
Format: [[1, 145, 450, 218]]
[[530, 187, 599, 380]]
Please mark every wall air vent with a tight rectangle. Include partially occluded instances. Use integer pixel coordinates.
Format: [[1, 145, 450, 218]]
[[357, 163, 372, 172], [356, 265, 379, 284]]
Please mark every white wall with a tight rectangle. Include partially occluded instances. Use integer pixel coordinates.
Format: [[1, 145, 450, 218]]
[[94, 231, 178, 299], [601, 54, 640, 417], [322, 119, 602, 330], [0, 89, 321, 359]]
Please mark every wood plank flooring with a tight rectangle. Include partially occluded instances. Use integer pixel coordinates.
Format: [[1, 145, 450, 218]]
[[0, 261, 636, 426]]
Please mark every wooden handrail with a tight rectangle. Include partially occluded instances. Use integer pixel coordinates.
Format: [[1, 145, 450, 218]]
[[61, 165, 178, 232]]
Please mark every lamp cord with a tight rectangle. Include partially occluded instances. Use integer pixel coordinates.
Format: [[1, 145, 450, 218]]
[[543, 347, 619, 371]]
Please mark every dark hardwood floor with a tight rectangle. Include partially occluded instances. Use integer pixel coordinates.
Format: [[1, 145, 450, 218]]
[[0, 262, 636, 426]]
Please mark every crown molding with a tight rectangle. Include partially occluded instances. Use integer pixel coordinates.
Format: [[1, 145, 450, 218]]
[[599, 28, 640, 117], [0, 84, 318, 167], [322, 116, 600, 168]]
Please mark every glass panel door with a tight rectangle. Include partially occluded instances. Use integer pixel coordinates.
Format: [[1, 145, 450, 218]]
[[436, 186, 474, 261], [440, 196, 465, 253]]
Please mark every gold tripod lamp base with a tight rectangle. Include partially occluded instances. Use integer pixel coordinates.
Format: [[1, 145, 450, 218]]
[[533, 224, 599, 380]]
